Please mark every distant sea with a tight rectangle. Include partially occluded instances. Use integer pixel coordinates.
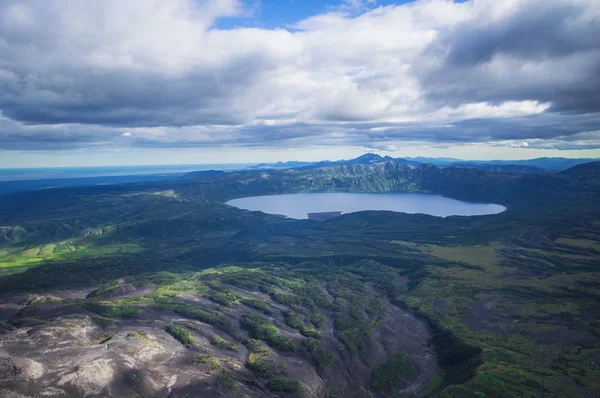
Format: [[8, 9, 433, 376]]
[[0, 163, 255, 195], [0, 164, 254, 182]]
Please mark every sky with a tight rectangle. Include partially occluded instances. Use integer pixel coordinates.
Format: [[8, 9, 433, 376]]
[[0, 0, 599, 167]]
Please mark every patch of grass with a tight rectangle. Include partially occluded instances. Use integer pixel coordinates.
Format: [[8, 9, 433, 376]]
[[209, 358, 220, 371], [215, 368, 236, 389], [426, 243, 501, 270], [85, 302, 140, 318], [370, 353, 413, 392], [127, 331, 161, 349], [209, 334, 238, 351], [184, 322, 201, 331], [555, 238, 600, 252], [195, 354, 211, 364], [244, 339, 270, 355], [0, 242, 142, 274], [91, 316, 115, 327], [155, 302, 227, 327], [246, 353, 288, 377], [98, 333, 113, 343], [165, 325, 195, 348]]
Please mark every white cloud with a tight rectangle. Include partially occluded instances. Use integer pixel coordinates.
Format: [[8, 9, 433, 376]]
[[0, 0, 598, 153]]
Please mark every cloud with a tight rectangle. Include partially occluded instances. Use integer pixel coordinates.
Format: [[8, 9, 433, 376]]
[[0, 0, 598, 152]]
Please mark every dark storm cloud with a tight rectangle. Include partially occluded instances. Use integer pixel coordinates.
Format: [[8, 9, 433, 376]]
[[442, 3, 599, 65], [420, 0, 600, 114], [0, 55, 273, 127]]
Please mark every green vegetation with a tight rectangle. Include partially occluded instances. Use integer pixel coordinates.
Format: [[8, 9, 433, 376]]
[[194, 354, 211, 364], [269, 290, 302, 306], [240, 297, 272, 314], [206, 288, 241, 306], [311, 312, 326, 329], [209, 334, 237, 351], [244, 339, 270, 355], [165, 325, 195, 348], [370, 353, 413, 391], [284, 309, 322, 338], [0, 242, 142, 275], [301, 338, 320, 352], [246, 353, 288, 377], [214, 368, 236, 389], [155, 302, 227, 327], [240, 313, 295, 352], [315, 350, 333, 372], [266, 379, 303, 393], [85, 302, 141, 318]]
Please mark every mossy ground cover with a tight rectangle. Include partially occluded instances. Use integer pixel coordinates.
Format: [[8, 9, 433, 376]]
[[0, 242, 142, 275]]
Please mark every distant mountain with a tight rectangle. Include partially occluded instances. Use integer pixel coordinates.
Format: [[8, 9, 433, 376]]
[[249, 153, 398, 171], [406, 157, 599, 171], [180, 170, 227, 179], [449, 163, 548, 174], [250, 155, 600, 174], [299, 153, 408, 169], [344, 153, 394, 164], [247, 161, 317, 170], [559, 161, 600, 176]]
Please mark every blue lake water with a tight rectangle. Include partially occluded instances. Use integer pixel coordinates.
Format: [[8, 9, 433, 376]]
[[227, 192, 506, 219]]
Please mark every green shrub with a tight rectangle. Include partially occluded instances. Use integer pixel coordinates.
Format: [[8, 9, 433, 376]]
[[300, 327, 321, 339], [269, 290, 301, 306], [246, 353, 288, 377], [210, 334, 238, 351], [284, 310, 303, 329], [195, 354, 211, 364], [240, 297, 272, 314], [157, 302, 227, 326], [207, 289, 241, 306], [302, 338, 320, 352], [165, 325, 195, 348], [85, 302, 140, 318], [267, 379, 303, 393], [244, 339, 270, 355], [370, 353, 413, 391], [315, 350, 333, 372], [311, 312, 326, 329], [240, 313, 295, 352]]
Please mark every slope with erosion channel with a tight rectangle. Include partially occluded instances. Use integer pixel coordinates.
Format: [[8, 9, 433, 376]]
[[0, 160, 598, 397], [0, 262, 438, 397]]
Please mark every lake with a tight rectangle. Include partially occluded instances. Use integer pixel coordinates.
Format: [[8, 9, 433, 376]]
[[227, 192, 506, 219]]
